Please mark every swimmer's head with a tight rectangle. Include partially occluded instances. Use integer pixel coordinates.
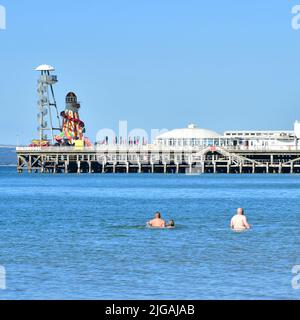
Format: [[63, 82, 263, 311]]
[[237, 208, 244, 215], [169, 220, 175, 227], [155, 212, 161, 219]]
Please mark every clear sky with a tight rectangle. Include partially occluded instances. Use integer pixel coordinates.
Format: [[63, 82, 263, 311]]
[[1, 0, 300, 144]]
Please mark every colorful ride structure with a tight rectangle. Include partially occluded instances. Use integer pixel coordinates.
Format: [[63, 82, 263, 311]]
[[55, 92, 86, 145]]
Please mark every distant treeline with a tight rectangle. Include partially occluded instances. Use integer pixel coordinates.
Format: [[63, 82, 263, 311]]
[[0, 147, 16, 166]]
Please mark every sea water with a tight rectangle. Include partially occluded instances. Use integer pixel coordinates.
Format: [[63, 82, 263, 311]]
[[0, 167, 299, 300]]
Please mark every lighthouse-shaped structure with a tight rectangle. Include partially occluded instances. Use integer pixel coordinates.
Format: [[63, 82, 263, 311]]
[[57, 92, 85, 145]]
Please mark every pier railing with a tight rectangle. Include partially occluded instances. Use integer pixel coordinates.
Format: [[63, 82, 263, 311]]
[[16, 144, 300, 153], [16, 145, 215, 152], [16, 144, 300, 174]]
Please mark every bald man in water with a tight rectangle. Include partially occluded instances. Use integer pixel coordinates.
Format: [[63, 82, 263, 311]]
[[148, 212, 166, 228], [231, 208, 251, 231]]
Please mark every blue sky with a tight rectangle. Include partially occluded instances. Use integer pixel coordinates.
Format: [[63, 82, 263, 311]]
[[0, 0, 300, 144]]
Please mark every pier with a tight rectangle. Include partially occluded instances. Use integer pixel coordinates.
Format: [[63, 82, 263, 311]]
[[16, 145, 300, 174], [15, 65, 300, 174]]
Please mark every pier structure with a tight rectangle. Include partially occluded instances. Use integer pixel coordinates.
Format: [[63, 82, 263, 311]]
[[15, 65, 300, 174], [16, 145, 300, 174]]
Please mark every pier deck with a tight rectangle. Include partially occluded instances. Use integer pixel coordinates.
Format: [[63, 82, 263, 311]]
[[16, 145, 300, 174]]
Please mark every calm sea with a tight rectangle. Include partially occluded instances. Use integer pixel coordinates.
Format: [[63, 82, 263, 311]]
[[0, 167, 299, 300]]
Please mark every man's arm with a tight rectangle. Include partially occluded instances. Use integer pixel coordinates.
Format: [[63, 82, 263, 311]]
[[243, 216, 251, 229]]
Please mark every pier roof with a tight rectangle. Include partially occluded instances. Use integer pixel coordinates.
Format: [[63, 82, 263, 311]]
[[156, 124, 222, 140], [35, 64, 55, 71]]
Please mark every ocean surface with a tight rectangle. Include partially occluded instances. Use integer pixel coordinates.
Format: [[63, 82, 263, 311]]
[[0, 166, 299, 300]]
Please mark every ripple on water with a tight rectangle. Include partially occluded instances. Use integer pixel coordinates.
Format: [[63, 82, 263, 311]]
[[0, 168, 299, 299]]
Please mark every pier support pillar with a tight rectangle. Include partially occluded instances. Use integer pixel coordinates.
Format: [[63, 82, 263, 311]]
[[27, 156, 31, 173], [164, 163, 167, 174], [138, 163, 142, 174], [126, 162, 129, 174], [189, 163, 192, 174], [88, 161, 92, 174], [213, 162, 217, 174], [151, 163, 154, 174], [113, 163, 116, 174], [279, 163, 282, 174], [65, 163, 68, 173], [227, 163, 230, 174], [102, 162, 106, 174], [290, 163, 294, 174], [17, 157, 22, 174], [77, 161, 81, 174], [266, 163, 269, 174], [176, 163, 179, 174], [28, 155, 32, 173], [252, 164, 255, 174]]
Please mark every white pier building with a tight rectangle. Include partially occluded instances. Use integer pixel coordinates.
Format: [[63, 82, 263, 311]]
[[154, 122, 300, 151]]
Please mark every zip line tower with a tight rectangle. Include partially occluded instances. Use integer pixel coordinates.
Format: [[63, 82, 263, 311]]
[[35, 64, 61, 143]]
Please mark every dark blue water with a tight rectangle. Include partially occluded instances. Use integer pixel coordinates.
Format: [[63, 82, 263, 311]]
[[0, 167, 299, 300]]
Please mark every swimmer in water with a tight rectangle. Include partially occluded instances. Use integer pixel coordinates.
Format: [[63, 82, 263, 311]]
[[147, 212, 166, 228], [166, 220, 175, 228], [230, 208, 251, 231]]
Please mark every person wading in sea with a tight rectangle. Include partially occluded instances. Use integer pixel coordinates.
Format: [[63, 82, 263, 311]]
[[147, 212, 166, 228], [230, 208, 251, 231]]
